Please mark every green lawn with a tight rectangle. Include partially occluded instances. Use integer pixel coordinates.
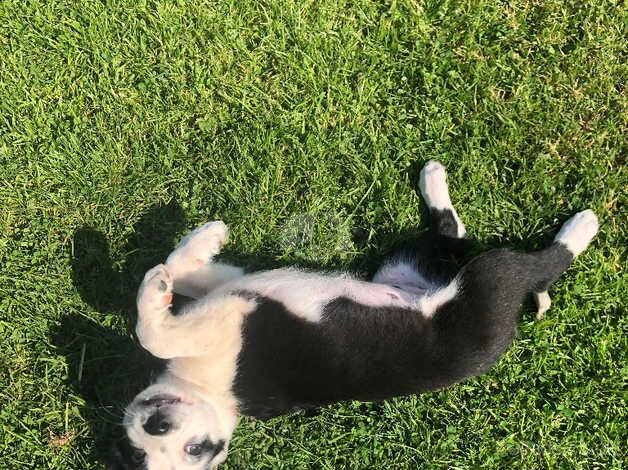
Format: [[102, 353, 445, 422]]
[[1, 0, 626, 468]]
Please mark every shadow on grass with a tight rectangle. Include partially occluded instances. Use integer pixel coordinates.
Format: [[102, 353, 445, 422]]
[[50, 201, 187, 466]]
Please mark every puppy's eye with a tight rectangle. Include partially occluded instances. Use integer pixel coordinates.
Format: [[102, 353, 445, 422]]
[[185, 443, 203, 456]]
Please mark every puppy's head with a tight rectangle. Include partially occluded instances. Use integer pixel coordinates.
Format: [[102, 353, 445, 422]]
[[113, 381, 233, 469]]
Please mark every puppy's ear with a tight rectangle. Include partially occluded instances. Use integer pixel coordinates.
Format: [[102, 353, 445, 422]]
[[106, 431, 146, 470]]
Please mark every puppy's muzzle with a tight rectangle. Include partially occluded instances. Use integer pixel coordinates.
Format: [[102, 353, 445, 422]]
[[143, 410, 172, 435]]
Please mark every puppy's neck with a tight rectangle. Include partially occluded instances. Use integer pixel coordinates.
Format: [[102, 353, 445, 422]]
[[156, 371, 239, 437], [167, 353, 238, 394]]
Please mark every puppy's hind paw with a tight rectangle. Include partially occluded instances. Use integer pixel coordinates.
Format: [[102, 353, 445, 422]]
[[554, 209, 599, 257], [137, 264, 173, 311], [419, 161, 450, 210]]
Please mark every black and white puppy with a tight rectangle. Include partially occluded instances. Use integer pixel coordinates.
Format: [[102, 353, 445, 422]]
[[113, 161, 599, 469]]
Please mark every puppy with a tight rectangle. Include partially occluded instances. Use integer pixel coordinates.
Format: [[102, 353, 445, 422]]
[[112, 161, 599, 469]]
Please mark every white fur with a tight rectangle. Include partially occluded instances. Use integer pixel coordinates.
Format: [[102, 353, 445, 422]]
[[418, 278, 460, 318], [165, 221, 245, 298], [533, 291, 551, 320], [210, 268, 427, 322], [172, 263, 245, 299], [419, 160, 466, 238], [136, 264, 256, 360], [554, 209, 599, 256], [131, 224, 251, 469], [166, 221, 229, 274], [124, 376, 235, 469], [373, 260, 433, 296]]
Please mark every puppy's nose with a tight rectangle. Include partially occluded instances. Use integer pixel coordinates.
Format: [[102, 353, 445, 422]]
[[143, 412, 171, 435]]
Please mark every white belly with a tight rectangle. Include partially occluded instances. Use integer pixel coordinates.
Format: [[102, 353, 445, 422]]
[[211, 268, 434, 322]]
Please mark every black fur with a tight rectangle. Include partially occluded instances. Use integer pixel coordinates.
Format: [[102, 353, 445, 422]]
[[233, 243, 573, 419], [430, 208, 464, 238], [393, 208, 476, 285], [107, 432, 224, 468], [108, 432, 147, 470], [202, 439, 225, 459]]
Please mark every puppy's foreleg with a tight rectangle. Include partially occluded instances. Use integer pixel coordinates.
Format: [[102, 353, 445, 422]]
[[165, 221, 244, 298], [136, 264, 255, 359]]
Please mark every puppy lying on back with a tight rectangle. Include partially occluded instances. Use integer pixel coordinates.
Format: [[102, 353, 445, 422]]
[[112, 161, 598, 469]]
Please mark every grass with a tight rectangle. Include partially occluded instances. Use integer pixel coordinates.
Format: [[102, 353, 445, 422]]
[[0, 0, 626, 468]]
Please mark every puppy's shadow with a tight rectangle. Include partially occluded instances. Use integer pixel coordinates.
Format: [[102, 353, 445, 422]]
[[51, 201, 188, 464]]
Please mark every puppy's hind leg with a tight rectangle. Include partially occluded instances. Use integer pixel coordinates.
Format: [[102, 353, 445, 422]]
[[165, 221, 244, 298], [534, 209, 599, 319], [401, 161, 475, 285], [419, 161, 466, 239], [431, 212, 598, 380]]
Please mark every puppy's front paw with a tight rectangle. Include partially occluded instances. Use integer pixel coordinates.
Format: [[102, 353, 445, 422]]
[[137, 264, 173, 312], [166, 221, 228, 272]]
